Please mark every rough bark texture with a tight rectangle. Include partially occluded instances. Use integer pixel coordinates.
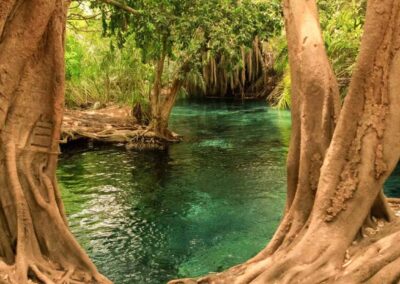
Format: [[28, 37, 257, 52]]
[[0, 1, 110, 283], [250, 0, 342, 260], [148, 55, 185, 141], [169, 0, 400, 283]]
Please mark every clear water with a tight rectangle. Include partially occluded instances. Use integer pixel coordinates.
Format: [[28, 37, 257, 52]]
[[57, 100, 399, 284]]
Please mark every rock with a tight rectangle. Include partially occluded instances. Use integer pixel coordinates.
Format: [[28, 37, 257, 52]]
[[93, 101, 101, 110]]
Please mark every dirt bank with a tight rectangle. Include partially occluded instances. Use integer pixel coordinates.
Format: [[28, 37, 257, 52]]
[[61, 106, 179, 150]]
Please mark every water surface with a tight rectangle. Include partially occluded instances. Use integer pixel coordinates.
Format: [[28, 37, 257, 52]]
[[58, 100, 399, 284]]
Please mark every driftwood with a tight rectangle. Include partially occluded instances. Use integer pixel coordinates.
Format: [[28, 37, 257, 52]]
[[61, 106, 170, 150]]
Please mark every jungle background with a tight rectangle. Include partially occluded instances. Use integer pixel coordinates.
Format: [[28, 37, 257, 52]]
[[66, 0, 365, 112]]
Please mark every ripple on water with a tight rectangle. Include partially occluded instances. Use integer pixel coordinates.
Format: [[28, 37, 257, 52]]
[[58, 100, 399, 284]]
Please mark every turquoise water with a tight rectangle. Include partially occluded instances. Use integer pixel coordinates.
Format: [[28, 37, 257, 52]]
[[57, 100, 399, 284]]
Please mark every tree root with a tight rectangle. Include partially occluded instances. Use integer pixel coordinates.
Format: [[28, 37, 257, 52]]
[[58, 267, 75, 284], [29, 264, 53, 284], [169, 208, 400, 284], [61, 107, 181, 150], [0, 137, 111, 284], [0, 258, 111, 284]]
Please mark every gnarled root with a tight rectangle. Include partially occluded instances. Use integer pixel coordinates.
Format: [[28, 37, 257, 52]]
[[61, 107, 181, 150], [0, 139, 111, 284], [169, 211, 400, 284], [0, 260, 109, 284]]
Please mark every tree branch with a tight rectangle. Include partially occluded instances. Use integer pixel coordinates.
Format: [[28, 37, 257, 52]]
[[68, 12, 101, 20], [97, 0, 140, 15]]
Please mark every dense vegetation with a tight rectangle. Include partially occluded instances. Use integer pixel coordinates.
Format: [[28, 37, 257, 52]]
[[66, 1, 281, 108], [268, 0, 366, 108], [66, 4, 152, 108], [66, 0, 366, 111]]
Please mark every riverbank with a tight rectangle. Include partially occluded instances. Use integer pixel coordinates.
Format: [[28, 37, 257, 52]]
[[61, 106, 178, 150]]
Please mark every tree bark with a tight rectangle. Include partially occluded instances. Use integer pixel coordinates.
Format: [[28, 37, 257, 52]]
[[148, 51, 185, 141], [0, 1, 110, 283], [155, 78, 183, 140], [249, 0, 341, 261], [169, 0, 400, 283], [149, 52, 166, 131]]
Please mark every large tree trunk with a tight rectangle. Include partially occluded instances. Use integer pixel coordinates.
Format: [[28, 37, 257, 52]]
[[249, 0, 342, 261], [0, 1, 110, 283], [169, 0, 400, 283]]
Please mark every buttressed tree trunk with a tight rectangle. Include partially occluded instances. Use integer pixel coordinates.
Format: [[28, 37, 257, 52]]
[[0, 1, 110, 283], [169, 0, 400, 283]]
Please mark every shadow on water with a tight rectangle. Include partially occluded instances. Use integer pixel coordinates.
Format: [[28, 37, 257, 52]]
[[58, 99, 399, 284]]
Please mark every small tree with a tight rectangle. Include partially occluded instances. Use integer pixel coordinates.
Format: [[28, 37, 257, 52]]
[[95, 0, 281, 140], [170, 0, 400, 282]]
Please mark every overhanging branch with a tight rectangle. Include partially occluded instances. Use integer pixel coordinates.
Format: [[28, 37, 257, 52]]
[[97, 0, 140, 15]]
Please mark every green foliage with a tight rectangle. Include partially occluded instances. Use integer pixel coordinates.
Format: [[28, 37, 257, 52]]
[[94, 0, 283, 86], [270, 0, 366, 109], [65, 0, 366, 112], [65, 35, 84, 80], [66, 0, 285, 109], [320, 0, 365, 95], [276, 70, 291, 110], [65, 4, 152, 108], [268, 67, 291, 109], [269, 34, 288, 76]]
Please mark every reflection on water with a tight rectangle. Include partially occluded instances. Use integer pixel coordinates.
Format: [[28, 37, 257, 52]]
[[58, 100, 399, 284]]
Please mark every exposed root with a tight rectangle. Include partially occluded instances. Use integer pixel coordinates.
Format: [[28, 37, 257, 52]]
[[169, 206, 400, 284], [57, 267, 74, 284], [0, 260, 110, 284], [29, 264, 54, 284], [1, 128, 110, 284], [61, 106, 181, 150]]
